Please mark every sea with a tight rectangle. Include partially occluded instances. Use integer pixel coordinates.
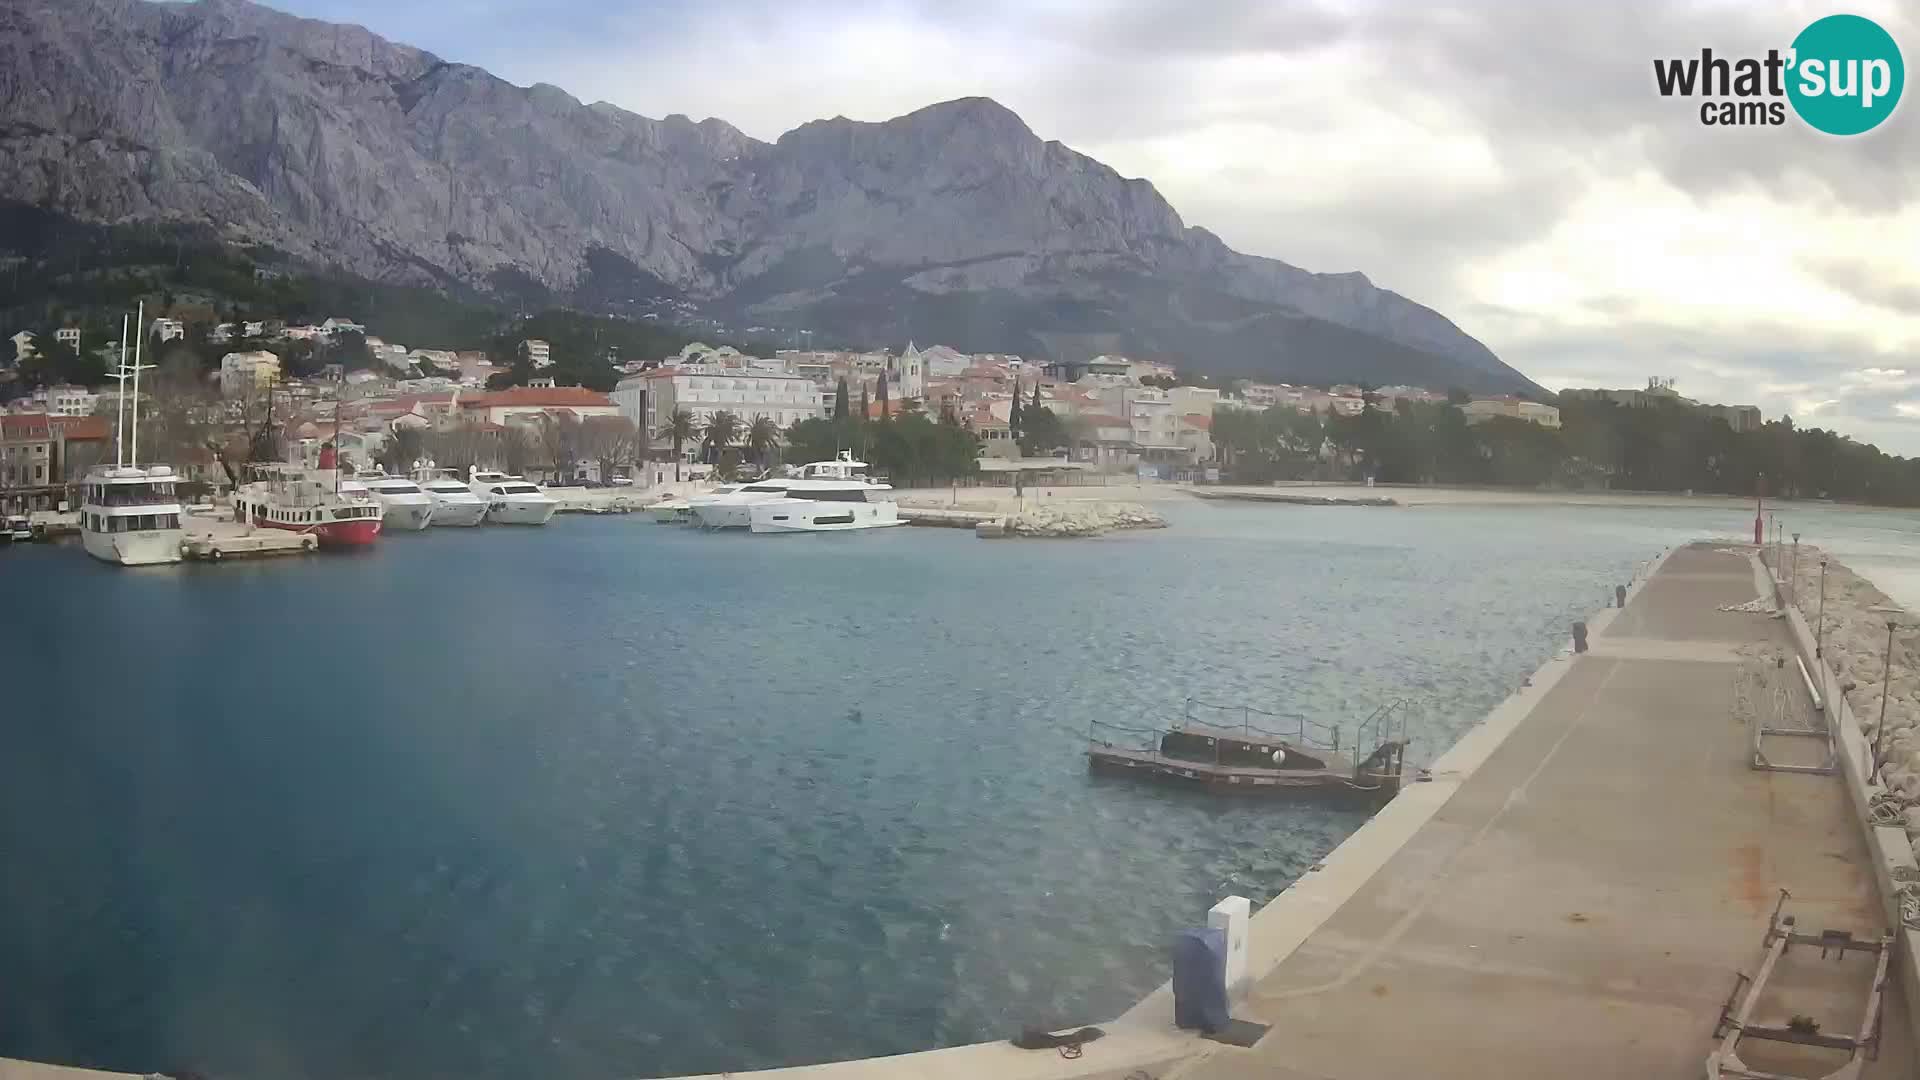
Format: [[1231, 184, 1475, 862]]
[[2, 495, 1917, 1079]]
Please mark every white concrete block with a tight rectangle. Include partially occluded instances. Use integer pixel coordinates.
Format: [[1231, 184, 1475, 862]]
[[1209, 895, 1251, 1000]]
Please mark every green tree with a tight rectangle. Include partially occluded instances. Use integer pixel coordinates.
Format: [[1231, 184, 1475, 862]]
[[833, 377, 850, 421], [1009, 381, 1023, 437], [1018, 405, 1067, 456], [876, 370, 890, 420], [701, 409, 741, 463], [659, 407, 698, 482], [746, 413, 781, 470]]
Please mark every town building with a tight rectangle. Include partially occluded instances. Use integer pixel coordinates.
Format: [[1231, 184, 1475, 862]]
[[46, 384, 98, 417], [1, 413, 53, 492], [9, 331, 35, 365], [454, 385, 621, 427], [54, 327, 81, 349], [619, 369, 823, 457], [320, 317, 366, 337], [219, 350, 282, 396], [1463, 397, 1562, 428], [521, 339, 552, 369], [150, 318, 185, 342]]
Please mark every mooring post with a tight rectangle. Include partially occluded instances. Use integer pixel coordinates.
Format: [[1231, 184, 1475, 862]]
[[1615, 584, 1627, 609], [1209, 895, 1251, 1000], [1572, 621, 1589, 653]]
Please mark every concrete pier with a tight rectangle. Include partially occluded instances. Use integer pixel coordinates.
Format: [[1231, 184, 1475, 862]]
[[1169, 542, 1914, 1079]]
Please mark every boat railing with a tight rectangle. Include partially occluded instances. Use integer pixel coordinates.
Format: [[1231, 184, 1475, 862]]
[[1183, 697, 1344, 753], [1087, 717, 1163, 753]]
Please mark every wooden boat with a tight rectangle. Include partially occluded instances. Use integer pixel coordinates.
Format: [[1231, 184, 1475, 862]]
[[1086, 700, 1412, 807]]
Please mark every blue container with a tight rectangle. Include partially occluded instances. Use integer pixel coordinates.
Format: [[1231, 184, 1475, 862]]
[[1171, 926, 1229, 1032]]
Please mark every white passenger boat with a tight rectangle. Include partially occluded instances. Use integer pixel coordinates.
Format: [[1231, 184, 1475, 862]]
[[80, 304, 185, 565], [355, 472, 436, 531], [469, 469, 557, 525], [746, 453, 904, 534], [410, 468, 489, 527]]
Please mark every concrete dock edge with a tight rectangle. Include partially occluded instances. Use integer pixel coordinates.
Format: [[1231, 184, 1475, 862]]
[[1767, 553, 1920, 1050]]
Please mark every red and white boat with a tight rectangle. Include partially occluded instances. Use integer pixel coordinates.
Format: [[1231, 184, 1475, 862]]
[[232, 445, 383, 547]]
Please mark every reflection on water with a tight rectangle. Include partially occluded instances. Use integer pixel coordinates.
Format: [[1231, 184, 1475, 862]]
[[0, 497, 1911, 1079]]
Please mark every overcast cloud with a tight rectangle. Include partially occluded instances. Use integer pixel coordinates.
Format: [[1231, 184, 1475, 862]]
[[269, 0, 1919, 450]]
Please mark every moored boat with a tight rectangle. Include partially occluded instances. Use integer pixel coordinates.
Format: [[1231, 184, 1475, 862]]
[[233, 446, 382, 548], [410, 466, 489, 527], [469, 469, 557, 525], [356, 472, 436, 531]]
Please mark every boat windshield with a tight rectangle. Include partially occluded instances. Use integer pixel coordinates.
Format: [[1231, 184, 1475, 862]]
[[742, 484, 787, 492], [502, 484, 543, 495], [373, 481, 422, 494]]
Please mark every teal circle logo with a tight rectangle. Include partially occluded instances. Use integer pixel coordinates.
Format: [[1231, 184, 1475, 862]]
[[1787, 14, 1904, 135]]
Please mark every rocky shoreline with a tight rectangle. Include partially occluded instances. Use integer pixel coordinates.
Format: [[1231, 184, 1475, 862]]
[[976, 501, 1168, 539], [1784, 549, 1920, 853]]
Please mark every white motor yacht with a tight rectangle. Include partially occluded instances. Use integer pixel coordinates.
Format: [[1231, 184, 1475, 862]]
[[409, 467, 488, 527], [746, 455, 902, 533], [470, 468, 558, 525], [356, 473, 435, 531], [688, 480, 793, 529]]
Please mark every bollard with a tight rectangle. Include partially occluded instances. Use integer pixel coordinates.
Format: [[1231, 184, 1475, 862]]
[[1615, 584, 1627, 609], [1572, 621, 1588, 653], [1209, 896, 1251, 1001]]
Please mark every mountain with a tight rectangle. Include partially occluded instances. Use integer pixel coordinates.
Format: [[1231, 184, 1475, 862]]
[[0, 0, 1540, 393]]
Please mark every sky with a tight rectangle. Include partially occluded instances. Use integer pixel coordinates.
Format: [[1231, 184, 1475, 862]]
[[262, 0, 1919, 451]]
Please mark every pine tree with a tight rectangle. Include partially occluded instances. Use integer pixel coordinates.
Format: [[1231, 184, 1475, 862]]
[[833, 377, 850, 421], [859, 385, 870, 423], [876, 371, 890, 420], [1031, 381, 1042, 412], [1009, 380, 1023, 437]]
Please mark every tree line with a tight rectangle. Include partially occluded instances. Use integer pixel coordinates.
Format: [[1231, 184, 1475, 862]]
[[1212, 394, 1920, 505]]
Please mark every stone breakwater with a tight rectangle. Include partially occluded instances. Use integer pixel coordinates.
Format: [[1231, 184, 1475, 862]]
[[977, 501, 1167, 538], [1785, 549, 1920, 853]]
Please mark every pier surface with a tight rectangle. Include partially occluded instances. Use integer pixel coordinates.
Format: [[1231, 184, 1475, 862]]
[[1175, 543, 1913, 1079]]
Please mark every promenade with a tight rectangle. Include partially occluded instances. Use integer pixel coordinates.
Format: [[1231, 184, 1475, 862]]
[[1174, 543, 1913, 1079]]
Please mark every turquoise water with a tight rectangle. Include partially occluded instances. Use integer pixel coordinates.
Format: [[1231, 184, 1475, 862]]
[[0, 498, 1904, 1078]]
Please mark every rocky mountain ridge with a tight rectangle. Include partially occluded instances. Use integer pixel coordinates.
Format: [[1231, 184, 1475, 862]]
[[0, 0, 1540, 392]]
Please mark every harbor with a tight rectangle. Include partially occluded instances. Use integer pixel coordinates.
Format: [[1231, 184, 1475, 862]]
[[4, 505, 1919, 1079]]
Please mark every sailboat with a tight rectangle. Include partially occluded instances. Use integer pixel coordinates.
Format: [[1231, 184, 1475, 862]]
[[78, 303, 186, 566]]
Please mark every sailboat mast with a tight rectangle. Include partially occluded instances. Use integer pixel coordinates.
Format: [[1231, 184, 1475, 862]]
[[115, 314, 129, 467], [130, 301, 145, 468]]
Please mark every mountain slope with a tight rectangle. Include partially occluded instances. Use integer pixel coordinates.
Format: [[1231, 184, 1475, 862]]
[[0, 0, 1539, 393]]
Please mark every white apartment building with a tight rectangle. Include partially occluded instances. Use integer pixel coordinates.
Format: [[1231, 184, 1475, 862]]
[[522, 339, 553, 368], [621, 369, 825, 458], [47, 384, 98, 417], [150, 318, 185, 342], [54, 327, 81, 349]]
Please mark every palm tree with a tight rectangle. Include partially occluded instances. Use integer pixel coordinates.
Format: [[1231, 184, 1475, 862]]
[[746, 414, 781, 471], [701, 409, 741, 464], [659, 407, 698, 482]]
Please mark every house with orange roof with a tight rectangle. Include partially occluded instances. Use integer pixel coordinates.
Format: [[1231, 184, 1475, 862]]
[[454, 386, 619, 427]]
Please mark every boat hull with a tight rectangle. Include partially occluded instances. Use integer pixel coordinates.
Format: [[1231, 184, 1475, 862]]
[[257, 518, 382, 547], [380, 502, 435, 531], [427, 500, 488, 527], [486, 499, 556, 525], [748, 501, 903, 533], [81, 527, 184, 566]]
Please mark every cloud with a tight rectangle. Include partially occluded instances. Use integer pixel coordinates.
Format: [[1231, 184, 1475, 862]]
[[266, 0, 1920, 452], [1802, 258, 1920, 316]]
